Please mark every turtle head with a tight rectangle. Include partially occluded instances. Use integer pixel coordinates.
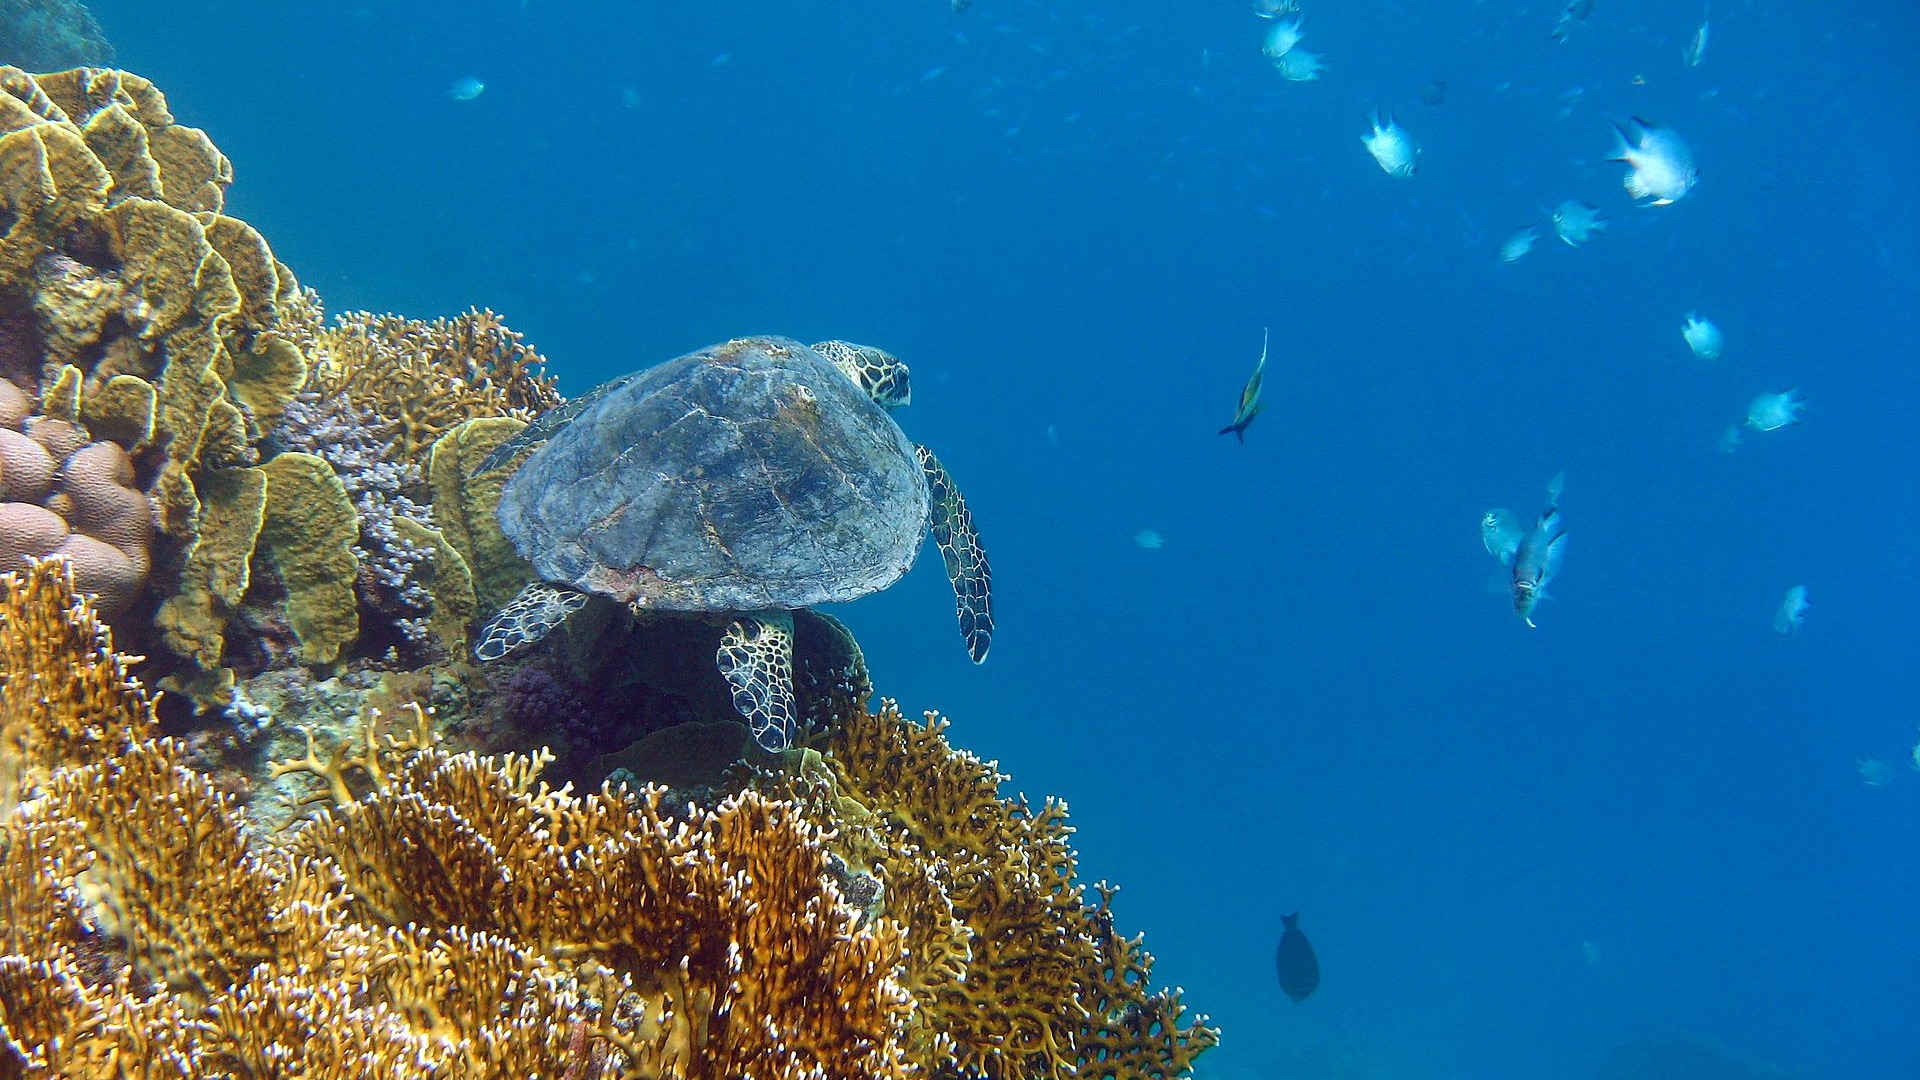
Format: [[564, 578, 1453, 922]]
[[811, 340, 911, 409]]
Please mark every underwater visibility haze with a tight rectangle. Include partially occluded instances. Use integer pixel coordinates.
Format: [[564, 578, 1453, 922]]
[[3, 0, 1918, 1077]]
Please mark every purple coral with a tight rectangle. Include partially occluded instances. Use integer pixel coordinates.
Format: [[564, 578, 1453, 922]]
[[500, 665, 587, 734], [274, 393, 436, 646]]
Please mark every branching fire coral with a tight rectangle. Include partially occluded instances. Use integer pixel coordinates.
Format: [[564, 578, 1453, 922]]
[[0, 561, 919, 1078], [304, 307, 562, 462], [795, 701, 1221, 1080]]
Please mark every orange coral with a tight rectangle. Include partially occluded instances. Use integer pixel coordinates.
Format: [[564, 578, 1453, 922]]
[[282, 711, 916, 1079], [800, 701, 1220, 1079], [0, 557, 150, 812]]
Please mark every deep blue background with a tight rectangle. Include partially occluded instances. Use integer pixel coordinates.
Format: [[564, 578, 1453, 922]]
[[78, 1, 1918, 1076]]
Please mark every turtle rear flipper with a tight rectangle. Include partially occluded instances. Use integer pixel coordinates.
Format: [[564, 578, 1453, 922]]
[[717, 611, 797, 752], [474, 582, 590, 661], [916, 445, 993, 663]]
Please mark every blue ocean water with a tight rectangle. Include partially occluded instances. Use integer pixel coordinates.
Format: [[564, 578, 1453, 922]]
[[87, 1, 1916, 1076]]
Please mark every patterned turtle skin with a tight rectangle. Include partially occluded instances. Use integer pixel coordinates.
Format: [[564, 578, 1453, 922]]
[[474, 335, 993, 752]]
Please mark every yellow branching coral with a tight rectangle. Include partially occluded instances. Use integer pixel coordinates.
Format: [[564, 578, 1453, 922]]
[[307, 308, 562, 461], [800, 701, 1220, 1080], [0, 558, 150, 813], [282, 713, 916, 1079], [0, 738, 596, 1077], [1, 556, 1215, 1078]]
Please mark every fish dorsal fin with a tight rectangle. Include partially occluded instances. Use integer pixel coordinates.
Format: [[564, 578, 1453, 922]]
[[1282, 911, 1300, 930]]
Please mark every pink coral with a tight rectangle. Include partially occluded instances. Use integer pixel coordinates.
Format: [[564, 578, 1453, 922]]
[[0, 429, 56, 502], [56, 441, 151, 573], [46, 532, 142, 613], [0, 503, 69, 567], [23, 418, 86, 461], [0, 377, 27, 428]]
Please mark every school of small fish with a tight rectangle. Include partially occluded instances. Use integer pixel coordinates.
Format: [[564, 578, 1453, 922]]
[[1211, 0, 1815, 641]]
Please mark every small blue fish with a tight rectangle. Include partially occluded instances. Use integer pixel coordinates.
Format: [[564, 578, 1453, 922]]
[[448, 76, 486, 101], [1218, 328, 1268, 443]]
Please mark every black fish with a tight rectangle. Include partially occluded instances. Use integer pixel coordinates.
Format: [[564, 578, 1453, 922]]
[[1275, 912, 1320, 1004]]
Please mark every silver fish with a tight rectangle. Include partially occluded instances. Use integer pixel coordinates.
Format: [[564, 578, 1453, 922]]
[[1684, 12, 1710, 67], [1219, 328, 1268, 442], [1611, 117, 1697, 205], [1511, 507, 1568, 627], [1481, 509, 1525, 566]]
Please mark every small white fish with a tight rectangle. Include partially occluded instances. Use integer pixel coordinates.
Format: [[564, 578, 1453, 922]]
[[1273, 48, 1326, 81], [1611, 117, 1698, 205], [1682, 312, 1724, 359], [1684, 14, 1710, 68], [1481, 509, 1525, 566], [1746, 387, 1807, 431], [1718, 424, 1744, 453], [1262, 16, 1305, 59], [1362, 110, 1418, 178], [1774, 585, 1810, 635], [1134, 529, 1166, 550], [448, 76, 486, 101], [1858, 758, 1894, 787], [1551, 200, 1606, 245], [920, 66, 947, 82], [1500, 223, 1541, 263], [1253, 0, 1299, 17]]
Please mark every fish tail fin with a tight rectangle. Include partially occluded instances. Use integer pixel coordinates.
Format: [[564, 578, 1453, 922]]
[[1219, 423, 1246, 442]]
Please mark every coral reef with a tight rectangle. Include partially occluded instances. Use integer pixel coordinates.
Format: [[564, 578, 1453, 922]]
[[304, 308, 561, 464], [1, 559, 1217, 1079], [0, 67, 561, 691], [0, 558, 145, 813], [782, 702, 1220, 1079], [0, 66, 1217, 1080], [0, 66, 318, 685], [0, 568, 916, 1076]]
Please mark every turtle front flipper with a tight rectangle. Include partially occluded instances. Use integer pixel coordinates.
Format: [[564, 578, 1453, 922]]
[[473, 582, 590, 662], [717, 611, 798, 752], [915, 445, 993, 663]]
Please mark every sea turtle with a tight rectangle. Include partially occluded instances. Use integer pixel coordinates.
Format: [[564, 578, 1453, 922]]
[[471, 335, 993, 752]]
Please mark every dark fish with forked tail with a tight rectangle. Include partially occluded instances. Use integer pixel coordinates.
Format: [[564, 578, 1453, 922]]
[[1218, 328, 1268, 443], [1275, 912, 1320, 1003]]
